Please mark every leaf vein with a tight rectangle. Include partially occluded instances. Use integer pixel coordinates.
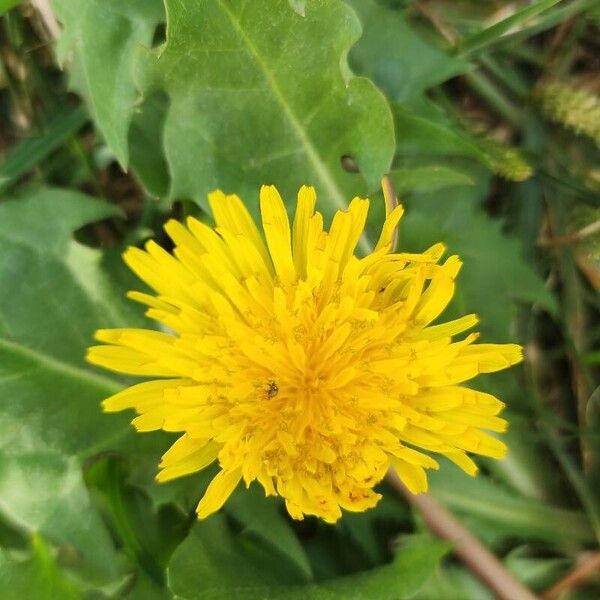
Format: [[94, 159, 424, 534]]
[[216, 0, 347, 211]]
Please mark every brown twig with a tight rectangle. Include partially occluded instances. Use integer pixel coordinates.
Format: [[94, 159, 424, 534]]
[[538, 218, 600, 248], [543, 552, 600, 600], [29, 0, 61, 39], [387, 469, 539, 600]]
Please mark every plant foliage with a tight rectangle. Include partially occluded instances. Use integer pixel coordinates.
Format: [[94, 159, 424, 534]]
[[0, 0, 598, 598]]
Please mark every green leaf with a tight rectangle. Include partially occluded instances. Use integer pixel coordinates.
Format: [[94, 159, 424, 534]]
[[491, 415, 568, 503], [412, 565, 493, 600], [300, 489, 410, 579], [0, 188, 158, 582], [0, 534, 80, 600], [127, 90, 171, 198], [400, 181, 557, 340], [394, 106, 490, 165], [136, 0, 394, 221], [504, 546, 570, 591], [394, 103, 532, 182], [51, 0, 165, 166], [85, 456, 190, 585], [393, 103, 507, 175], [125, 573, 173, 600], [168, 516, 447, 600], [429, 465, 593, 546], [167, 515, 307, 599], [305, 535, 449, 600], [390, 165, 474, 195], [0, 451, 118, 584], [0, 106, 88, 193], [348, 0, 468, 102], [225, 485, 313, 581]]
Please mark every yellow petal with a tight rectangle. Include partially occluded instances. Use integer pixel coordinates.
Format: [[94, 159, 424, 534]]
[[456, 343, 523, 373], [208, 190, 271, 268], [374, 204, 404, 252], [474, 432, 507, 459], [292, 185, 317, 278], [416, 314, 479, 340], [413, 256, 461, 326], [157, 437, 220, 482], [260, 185, 296, 285], [391, 458, 428, 494], [327, 197, 369, 271], [90, 329, 198, 377], [163, 218, 205, 256], [86, 345, 178, 377], [196, 468, 242, 519], [390, 446, 440, 469], [445, 452, 479, 476], [102, 379, 191, 412], [132, 411, 165, 432]]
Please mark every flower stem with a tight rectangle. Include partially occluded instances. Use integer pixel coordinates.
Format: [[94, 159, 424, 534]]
[[381, 174, 399, 253]]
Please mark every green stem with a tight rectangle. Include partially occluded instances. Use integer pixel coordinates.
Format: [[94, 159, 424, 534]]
[[478, 55, 529, 100], [464, 69, 523, 127], [502, 44, 546, 66], [545, 425, 600, 545], [104, 460, 164, 585]]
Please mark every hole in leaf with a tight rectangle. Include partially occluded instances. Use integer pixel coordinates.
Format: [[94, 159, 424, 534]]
[[341, 154, 359, 173], [152, 22, 166, 48]]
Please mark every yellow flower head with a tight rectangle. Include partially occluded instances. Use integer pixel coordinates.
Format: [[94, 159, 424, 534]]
[[87, 185, 522, 523]]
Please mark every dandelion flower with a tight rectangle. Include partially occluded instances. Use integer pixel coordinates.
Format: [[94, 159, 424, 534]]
[[87, 185, 522, 523]]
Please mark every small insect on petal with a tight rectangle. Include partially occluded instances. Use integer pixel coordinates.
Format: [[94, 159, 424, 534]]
[[266, 381, 279, 399]]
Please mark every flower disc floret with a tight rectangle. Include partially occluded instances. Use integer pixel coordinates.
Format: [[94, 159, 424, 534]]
[[88, 185, 522, 522]]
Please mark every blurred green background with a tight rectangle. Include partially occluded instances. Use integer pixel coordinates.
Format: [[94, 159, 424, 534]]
[[0, 0, 599, 598]]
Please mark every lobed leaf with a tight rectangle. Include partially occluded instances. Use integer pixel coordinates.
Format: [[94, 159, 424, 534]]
[[399, 180, 557, 340], [51, 0, 165, 166], [348, 0, 468, 102], [168, 516, 448, 600], [135, 0, 395, 219], [0, 188, 159, 583]]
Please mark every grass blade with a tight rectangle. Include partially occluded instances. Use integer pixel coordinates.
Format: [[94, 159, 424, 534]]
[[0, 105, 88, 193], [459, 0, 562, 54]]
